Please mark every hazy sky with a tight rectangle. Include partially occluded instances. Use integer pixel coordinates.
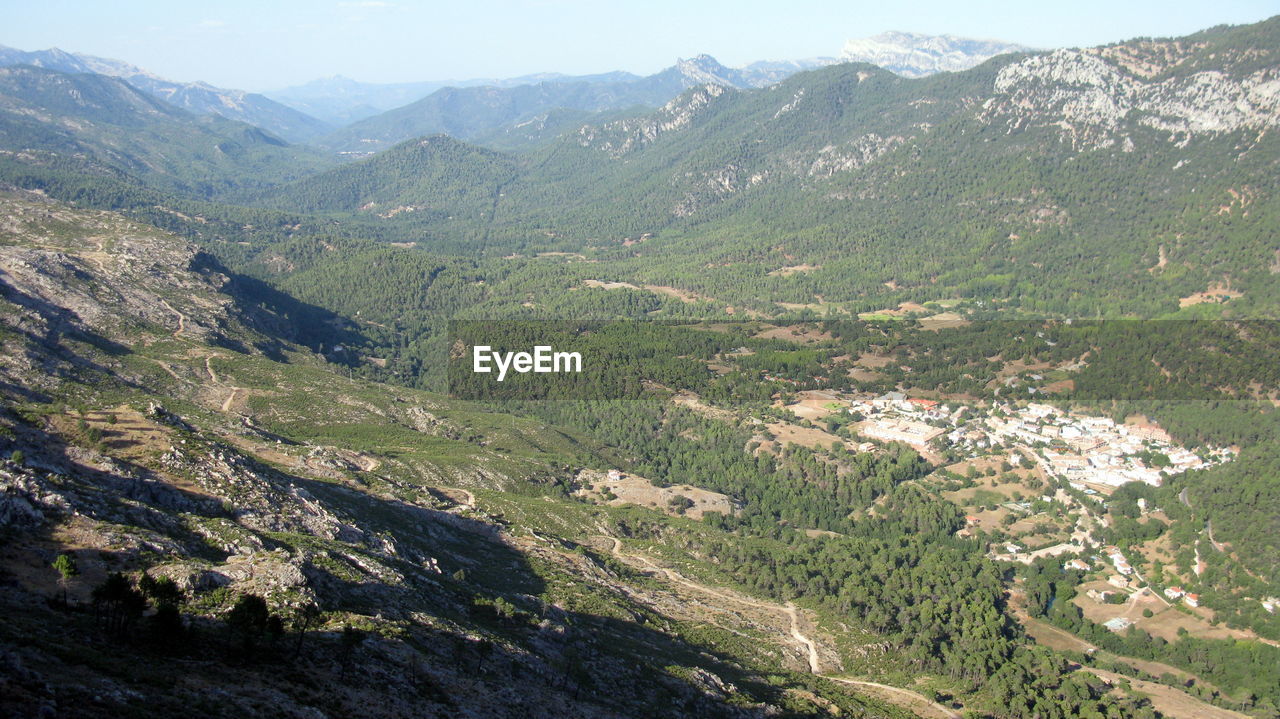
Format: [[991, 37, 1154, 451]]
[[2, 0, 1277, 91]]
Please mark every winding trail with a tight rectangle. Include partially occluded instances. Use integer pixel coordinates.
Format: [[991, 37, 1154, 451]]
[[1206, 519, 1227, 553], [159, 299, 187, 337], [204, 355, 245, 414], [824, 678, 962, 719], [599, 536, 956, 715], [1182, 488, 1227, 552], [596, 532, 952, 711], [221, 387, 243, 413], [1183, 488, 1209, 576], [604, 537, 792, 617], [149, 358, 184, 382], [604, 537, 819, 671], [786, 603, 822, 674]]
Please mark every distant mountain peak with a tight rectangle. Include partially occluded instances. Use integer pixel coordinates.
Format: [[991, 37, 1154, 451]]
[[840, 31, 1030, 77], [680, 53, 721, 65], [674, 54, 740, 86]]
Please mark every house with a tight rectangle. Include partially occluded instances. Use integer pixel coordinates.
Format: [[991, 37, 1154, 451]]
[[1086, 589, 1115, 603], [871, 392, 906, 409], [1107, 550, 1133, 575], [1064, 559, 1090, 571], [1107, 574, 1129, 589], [1184, 593, 1200, 608], [1163, 586, 1186, 600], [1262, 598, 1278, 614], [1005, 543, 1023, 554], [1026, 404, 1056, 419], [606, 469, 622, 481]]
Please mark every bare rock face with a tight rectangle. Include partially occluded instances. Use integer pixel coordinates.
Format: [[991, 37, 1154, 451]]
[[840, 31, 1030, 78], [214, 551, 309, 596], [0, 464, 47, 529], [983, 48, 1280, 149], [805, 133, 908, 178], [577, 84, 728, 157], [159, 439, 365, 542], [146, 561, 234, 593], [0, 193, 237, 348]]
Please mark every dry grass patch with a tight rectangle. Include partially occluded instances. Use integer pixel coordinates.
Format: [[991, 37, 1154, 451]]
[[1179, 286, 1242, 308], [919, 312, 970, 331], [767, 264, 821, 277], [765, 422, 847, 451], [1085, 669, 1249, 719], [575, 471, 736, 519], [753, 325, 832, 343]]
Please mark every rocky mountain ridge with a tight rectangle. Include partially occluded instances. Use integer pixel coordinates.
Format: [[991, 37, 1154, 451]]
[[0, 44, 331, 143], [983, 47, 1280, 150], [316, 54, 772, 155], [840, 31, 1031, 77], [0, 65, 337, 197]]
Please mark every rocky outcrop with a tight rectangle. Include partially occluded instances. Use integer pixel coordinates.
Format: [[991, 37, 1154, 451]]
[[0, 193, 237, 346], [160, 439, 365, 542], [0, 464, 48, 529], [577, 84, 728, 157], [841, 31, 1030, 78], [982, 48, 1280, 149]]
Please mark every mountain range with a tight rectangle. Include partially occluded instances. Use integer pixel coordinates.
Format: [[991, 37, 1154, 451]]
[[242, 17, 1280, 321], [295, 33, 1026, 154], [0, 65, 335, 198], [0, 45, 332, 143], [0, 14, 1278, 719], [314, 54, 790, 155], [266, 69, 646, 127], [1, 19, 1276, 319], [0, 30, 1030, 156], [840, 31, 1031, 76]]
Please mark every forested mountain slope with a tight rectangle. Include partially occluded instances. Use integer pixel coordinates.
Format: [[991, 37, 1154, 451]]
[[256, 17, 1280, 318], [319, 55, 767, 155], [0, 66, 337, 198]]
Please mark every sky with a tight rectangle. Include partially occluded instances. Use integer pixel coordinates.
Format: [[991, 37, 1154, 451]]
[[2, 0, 1277, 91]]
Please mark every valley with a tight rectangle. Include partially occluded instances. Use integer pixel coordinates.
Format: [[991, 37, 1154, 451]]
[[0, 11, 1278, 719]]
